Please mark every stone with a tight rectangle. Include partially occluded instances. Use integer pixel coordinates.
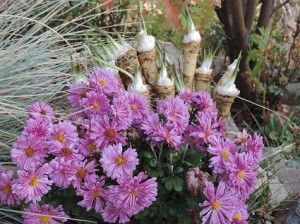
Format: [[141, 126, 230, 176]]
[[269, 175, 289, 206]]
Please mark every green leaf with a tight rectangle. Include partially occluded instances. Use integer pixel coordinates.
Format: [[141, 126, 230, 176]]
[[148, 169, 164, 178], [251, 58, 265, 78], [172, 177, 184, 192], [162, 176, 184, 192], [142, 151, 154, 159], [149, 159, 158, 167], [174, 167, 184, 174]]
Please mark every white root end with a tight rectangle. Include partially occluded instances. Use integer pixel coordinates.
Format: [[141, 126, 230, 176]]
[[183, 41, 201, 90], [134, 30, 156, 53], [214, 92, 236, 123]]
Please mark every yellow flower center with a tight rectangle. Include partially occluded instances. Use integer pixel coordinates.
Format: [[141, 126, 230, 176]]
[[76, 167, 86, 179], [234, 213, 243, 220], [166, 133, 172, 142], [237, 170, 245, 179], [185, 93, 191, 98], [212, 201, 221, 210], [116, 156, 125, 166], [56, 133, 65, 143], [40, 110, 47, 115], [205, 102, 210, 109], [93, 190, 100, 198], [205, 130, 212, 138], [130, 104, 137, 111], [25, 147, 35, 157], [221, 150, 230, 161], [170, 113, 178, 119], [80, 91, 87, 98], [40, 215, 50, 223], [99, 80, 106, 86], [4, 184, 12, 194], [130, 188, 137, 196], [87, 142, 96, 151], [62, 147, 73, 156], [93, 103, 99, 110], [29, 176, 39, 187], [104, 128, 116, 140], [241, 136, 247, 143]]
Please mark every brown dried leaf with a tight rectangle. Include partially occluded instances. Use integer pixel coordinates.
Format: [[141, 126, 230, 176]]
[[100, 0, 115, 10], [163, 0, 182, 31]]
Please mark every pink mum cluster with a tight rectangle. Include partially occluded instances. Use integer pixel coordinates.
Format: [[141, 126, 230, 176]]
[[1, 68, 157, 223], [0, 67, 263, 224], [177, 90, 263, 224], [198, 131, 263, 224]]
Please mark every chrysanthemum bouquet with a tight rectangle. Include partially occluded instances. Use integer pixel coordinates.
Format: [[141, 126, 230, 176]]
[[0, 8, 264, 224]]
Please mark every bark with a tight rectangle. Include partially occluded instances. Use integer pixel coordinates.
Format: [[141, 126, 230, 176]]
[[257, 0, 274, 30], [231, 0, 249, 72], [215, 0, 276, 100], [245, 0, 256, 34]]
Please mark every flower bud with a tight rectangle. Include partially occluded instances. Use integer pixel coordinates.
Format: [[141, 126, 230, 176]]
[[185, 167, 208, 196], [127, 127, 140, 142]]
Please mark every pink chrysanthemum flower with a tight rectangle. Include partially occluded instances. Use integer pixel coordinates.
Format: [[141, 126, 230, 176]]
[[23, 203, 68, 224], [49, 157, 75, 188], [100, 144, 139, 180], [23, 118, 50, 139], [189, 112, 221, 145], [183, 125, 204, 151], [124, 91, 150, 125], [0, 170, 20, 205], [77, 176, 107, 213], [244, 133, 264, 162], [228, 153, 257, 198], [48, 142, 84, 162], [236, 129, 250, 145], [157, 96, 190, 133], [178, 89, 194, 104], [81, 91, 111, 116], [141, 113, 166, 143], [88, 67, 119, 94], [111, 96, 133, 129], [107, 172, 157, 216], [78, 136, 99, 157], [102, 202, 131, 224], [162, 127, 182, 150], [11, 135, 47, 171], [199, 181, 236, 224], [191, 91, 218, 116], [90, 116, 127, 150], [12, 164, 53, 203], [67, 82, 89, 108], [48, 121, 78, 145], [28, 101, 55, 122], [0, 165, 4, 175], [207, 136, 237, 174], [70, 160, 98, 189], [232, 201, 249, 224]]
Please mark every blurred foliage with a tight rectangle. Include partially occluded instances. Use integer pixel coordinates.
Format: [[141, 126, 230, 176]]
[[263, 109, 300, 147], [143, 0, 216, 48], [248, 10, 299, 108]]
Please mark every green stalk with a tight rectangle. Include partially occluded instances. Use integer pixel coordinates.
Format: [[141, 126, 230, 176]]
[[93, 57, 134, 81], [184, 5, 195, 32], [138, 0, 147, 33]]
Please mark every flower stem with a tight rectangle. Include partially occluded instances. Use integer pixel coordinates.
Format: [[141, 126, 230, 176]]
[[170, 152, 173, 175], [150, 145, 158, 163], [158, 143, 164, 164], [181, 144, 189, 163]]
